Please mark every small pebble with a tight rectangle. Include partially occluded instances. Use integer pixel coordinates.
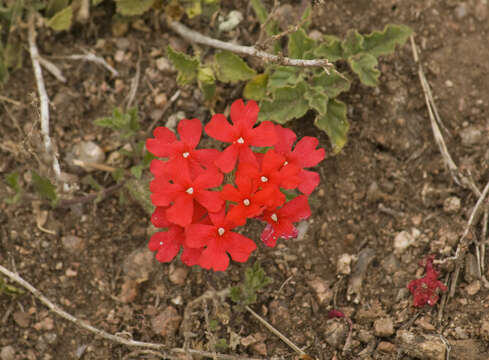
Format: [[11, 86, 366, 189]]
[[13, 311, 30, 328], [114, 50, 125, 63], [151, 306, 182, 337], [307, 278, 333, 304], [323, 320, 348, 349], [123, 248, 155, 283], [155, 57, 173, 72], [0, 346, 15, 360], [480, 320, 489, 340], [337, 253, 355, 275], [460, 126, 482, 146], [393, 229, 420, 254], [465, 280, 481, 296], [61, 235, 85, 254], [218, 10, 243, 32], [154, 93, 168, 107], [454, 3, 468, 19], [169, 264, 189, 285], [377, 341, 396, 353], [443, 196, 461, 213], [374, 317, 395, 337]]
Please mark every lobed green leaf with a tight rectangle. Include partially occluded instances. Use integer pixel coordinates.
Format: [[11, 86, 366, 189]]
[[363, 24, 413, 57], [304, 85, 328, 115], [311, 69, 351, 98], [258, 82, 309, 124], [243, 73, 268, 101], [341, 29, 365, 58], [46, 0, 69, 17], [288, 28, 315, 59], [197, 66, 216, 101], [314, 99, 349, 153], [167, 46, 199, 85], [314, 35, 343, 62], [214, 51, 256, 83], [348, 53, 380, 87], [267, 66, 301, 92]]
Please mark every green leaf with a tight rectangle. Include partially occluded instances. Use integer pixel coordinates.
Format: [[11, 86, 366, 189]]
[[115, 0, 154, 16], [250, 0, 267, 24], [214, 51, 256, 83], [250, 0, 278, 36], [46, 6, 73, 31], [46, 0, 69, 17], [167, 46, 199, 85], [92, 0, 104, 6], [130, 165, 144, 179], [230, 263, 272, 306], [0, 276, 25, 296], [4, 172, 22, 204], [197, 66, 216, 101], [243, 73, 268, 101], [300, 4, 312, 31], [348, 53, 380, 87], [31, 171, 58, 206], [258, 82, 309, 124], [183, 0, 202, 18], [312, 69, 351, 98], [112, 168, 125, 183], [341, 29, 365, 58], [363, 24, 413, 57], [4, 39, 23, 69], [267, 66, 301, 92], [314, 35, 343, 62], [314, 99, 349, 153], [304, 85, 328, 115], [288, 28, 315, 59], [94, 107, 140, 139]]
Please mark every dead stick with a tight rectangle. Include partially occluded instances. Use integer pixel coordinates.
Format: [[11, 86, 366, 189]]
[[167, 20, 332, 68]]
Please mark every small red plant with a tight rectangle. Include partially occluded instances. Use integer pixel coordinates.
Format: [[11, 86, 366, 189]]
[[146, 99, 325, 271], [407, 255, 448, 307]]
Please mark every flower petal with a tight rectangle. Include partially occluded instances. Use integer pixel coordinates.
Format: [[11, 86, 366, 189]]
[[215, 144, 239, 173], [199, 247, 229, 271], [196, 190, 224, 212], [279, 195, 311, 222], [146, 127, 176, 157], [247, 121, 277, 147], [195, 170, 223, 189], [273, 125, 296, 154], [260, 224, 278, 247], [178, 118, 202, 148], [166, 195, 194, 227], [226, 232, 256, 262], [150, 159, 170, 178], [181, 246, 203, 266], [230, 99, 259, 128], [205, 113, 236, 143], [186, 224, 215, 248], [151, 206, 171, 228], [297, 169, 320, 195], [293, 137, 325, 167]]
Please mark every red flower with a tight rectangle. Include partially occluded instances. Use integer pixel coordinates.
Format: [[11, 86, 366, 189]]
[[148, 225, 185, 263], [260, 195, 311, 247], [407, 255, 447, 307], [146, 118, 220, 176], [150, 166, 223, 227], [186, 208, 257, 271], [221, 171, 282, 226], [205, 99, 277, 173], [237, 149, 301, 191], [273, 125, 325, 195]]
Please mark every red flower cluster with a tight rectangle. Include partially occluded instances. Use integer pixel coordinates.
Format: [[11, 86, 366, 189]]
[[146, 99, 325, 271], [407, 255, 448, 307]]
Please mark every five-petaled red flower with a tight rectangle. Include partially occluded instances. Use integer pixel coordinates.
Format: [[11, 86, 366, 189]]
[[147, 118, 220, 176], [205, 99, 277, 173], [273, 125, 325, 195], [260, 195, 311, 247], [407, 255, 447, 307], [186, 208, 257, 271]]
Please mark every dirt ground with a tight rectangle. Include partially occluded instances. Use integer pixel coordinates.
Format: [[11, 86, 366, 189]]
[[1, 0, 489, 359]]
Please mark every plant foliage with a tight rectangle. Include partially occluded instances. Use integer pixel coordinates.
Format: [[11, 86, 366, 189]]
[[166, 0, 412, 153], [230, 263, 272, 306]]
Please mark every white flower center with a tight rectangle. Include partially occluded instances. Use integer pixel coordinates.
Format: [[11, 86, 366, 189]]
[[243, 198, 250, 206], [236, 137, 245, 144], [182, 152, 190, 158], [283, 161, 288, 166], [186, 187, 194, 195], [159, 241, 164, 246], [271, 213, 278, 222], [218, 227, 225, 236], [261, 176, 268, 183]]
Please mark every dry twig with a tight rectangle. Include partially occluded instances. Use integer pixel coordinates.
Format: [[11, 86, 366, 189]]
[[0, 264, 263, 360], [167, 21, 333, 69], [28, 13, 63, 185], [57, 51, 119, 77]]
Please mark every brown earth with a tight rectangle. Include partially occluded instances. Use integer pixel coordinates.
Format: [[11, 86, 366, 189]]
[[1, 1, 489, 359]]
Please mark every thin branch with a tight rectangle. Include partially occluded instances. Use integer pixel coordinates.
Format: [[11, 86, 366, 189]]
[[28, 13, 63, 184], [0, 264, 263, 360], [0, 95, 22, 106], [167, 21, 333, 68], [57, 51, 119, 77], [245, 305, 313, 358], [38, 56, 67, 83], [56, 181, 126, 208]]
